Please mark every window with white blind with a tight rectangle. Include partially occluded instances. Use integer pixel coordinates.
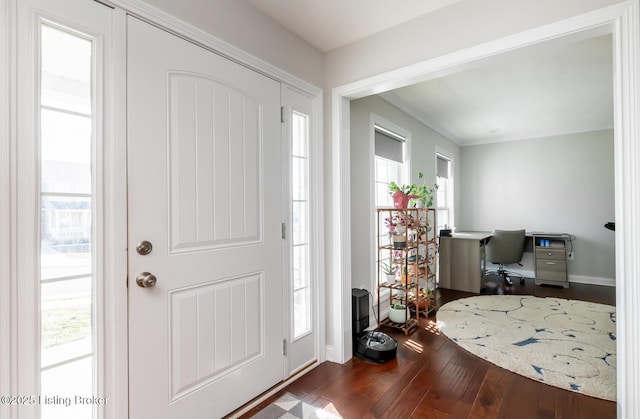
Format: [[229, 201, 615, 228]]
[[374, 126, 407, 209], [436, 153, 453, 234], [374, 124, 408, 286]]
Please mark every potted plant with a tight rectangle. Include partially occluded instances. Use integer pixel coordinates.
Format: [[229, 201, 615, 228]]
[[409, 172, 438, 208], [400, 266, 412, 284], [388, 181, 418, 209], [379, 260, 397, 283], [384, 215, 406, 247], [388, 303, 407, 324]]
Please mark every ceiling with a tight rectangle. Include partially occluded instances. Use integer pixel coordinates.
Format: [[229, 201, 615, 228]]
[[244, 0, 461, 52], [244, 1, 614, 146], [383, 33, 614, 145]]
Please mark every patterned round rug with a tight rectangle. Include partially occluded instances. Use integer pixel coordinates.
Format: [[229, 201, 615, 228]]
[[437, 295, 616, 401]]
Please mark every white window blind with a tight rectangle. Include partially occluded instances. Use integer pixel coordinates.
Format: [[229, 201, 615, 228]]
[[437, 154, 450, 179], [375, 128, 404, 163]]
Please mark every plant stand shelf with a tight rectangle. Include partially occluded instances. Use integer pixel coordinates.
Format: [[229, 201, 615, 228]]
[[376, 207, 437, 336], [379, 317, 419, 335]]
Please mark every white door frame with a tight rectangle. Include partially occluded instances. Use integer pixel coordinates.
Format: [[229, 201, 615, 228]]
[[1, 1, 323, 419], [0, 1, 12, 418], [330, 2, 639, 417]]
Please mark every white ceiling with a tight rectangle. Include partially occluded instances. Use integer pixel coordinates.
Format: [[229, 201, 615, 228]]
[[245, 1, 614, 146], [384, 33, 614, 145], [244, 0, 461, 52]]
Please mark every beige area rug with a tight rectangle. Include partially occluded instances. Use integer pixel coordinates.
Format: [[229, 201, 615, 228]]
[[437, 295, 616, 401], [250, 393, 341, 418]]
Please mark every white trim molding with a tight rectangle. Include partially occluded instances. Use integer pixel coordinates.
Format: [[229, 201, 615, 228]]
[[331, 2, 640, 417], [0, 1, 14, 419], [612, 1, 640, 417], [101, 8, 129, 419], [328, 94, 353, 362]]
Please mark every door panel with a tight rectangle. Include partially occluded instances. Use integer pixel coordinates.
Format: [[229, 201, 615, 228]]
[[127, 17, 283, 418], [283, 86, 318, 376], [168, 73, 261, 251], [169, 273, 262, 400]]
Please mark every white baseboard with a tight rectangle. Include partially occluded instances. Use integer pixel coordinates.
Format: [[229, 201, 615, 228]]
[[569, 275, 616, 287], [324, 344, 337, 363], [487, 268, 615, 287]]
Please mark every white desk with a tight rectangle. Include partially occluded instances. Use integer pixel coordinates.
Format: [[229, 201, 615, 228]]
[[438, 232, 491, 293]]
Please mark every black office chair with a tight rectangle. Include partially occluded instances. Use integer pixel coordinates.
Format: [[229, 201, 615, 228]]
[[485, 229, 526, 285]]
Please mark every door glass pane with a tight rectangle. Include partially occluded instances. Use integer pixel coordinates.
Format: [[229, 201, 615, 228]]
[[292, 201, 308, 245], [293, 289, 310, 338], [41, 278, 92, 354], [291, 111, 311, 340], [41, 357, 94, 419], [40, 23, 95, 419], [41, 195, 92, 280], [40, 109, 92, 194], [293, 244, 308, 289], [292, 156, 308, 201]]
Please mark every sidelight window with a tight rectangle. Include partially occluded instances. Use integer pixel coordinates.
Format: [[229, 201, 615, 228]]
[[39, 23, 96, 419], [291, 111, 311, 339]]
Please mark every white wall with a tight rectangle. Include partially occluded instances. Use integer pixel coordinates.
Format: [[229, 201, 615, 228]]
[[349, 95, 460, 291], [458, 130, 615, 283], [142, 0, 324, 87]]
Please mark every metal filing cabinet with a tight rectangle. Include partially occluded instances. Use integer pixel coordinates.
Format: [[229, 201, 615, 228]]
[[534, 235, 569, 288]]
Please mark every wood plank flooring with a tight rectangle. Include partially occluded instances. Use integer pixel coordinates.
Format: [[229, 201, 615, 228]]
[[240, 279, 616, 418]]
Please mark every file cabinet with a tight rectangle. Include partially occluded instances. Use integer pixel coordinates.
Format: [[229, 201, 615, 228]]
[[534, 236, 569, 287]]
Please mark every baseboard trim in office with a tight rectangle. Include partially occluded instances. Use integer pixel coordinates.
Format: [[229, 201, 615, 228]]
[[568, 275, 616, 287], [487, 269, 615, 288]]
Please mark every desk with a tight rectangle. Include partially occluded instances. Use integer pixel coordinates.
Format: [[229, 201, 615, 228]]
[[438, 232, 491, 293], [438, 231, 571, 292]]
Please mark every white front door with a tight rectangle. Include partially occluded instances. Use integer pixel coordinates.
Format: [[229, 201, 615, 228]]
[[127, 17, 284, 419]]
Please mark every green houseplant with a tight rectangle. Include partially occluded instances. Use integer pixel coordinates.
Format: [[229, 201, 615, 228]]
[[388, 173, 437, 208], [379, 260, 397, 283], [410, 172, 438, 207]]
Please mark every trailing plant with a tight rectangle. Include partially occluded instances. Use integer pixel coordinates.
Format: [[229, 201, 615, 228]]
[[410, 172, 438, 207]]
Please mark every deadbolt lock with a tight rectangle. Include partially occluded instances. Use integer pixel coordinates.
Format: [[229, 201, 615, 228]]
[[136, 240, 153, 255]]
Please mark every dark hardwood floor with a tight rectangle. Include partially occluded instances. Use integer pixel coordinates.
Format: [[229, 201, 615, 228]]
[[240, 278, 616, 418]]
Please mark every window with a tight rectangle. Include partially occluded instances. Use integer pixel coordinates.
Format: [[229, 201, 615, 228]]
[[374, 126, 407, 208], [40, 23, 96, 419], [291, 111, 311, 339], [436, 153, 453, 234], [374, 125, 408, 285]]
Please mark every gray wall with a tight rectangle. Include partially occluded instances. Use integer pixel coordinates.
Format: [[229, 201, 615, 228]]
[[458, 130, 615, 283], [349, 95, 460, 291]]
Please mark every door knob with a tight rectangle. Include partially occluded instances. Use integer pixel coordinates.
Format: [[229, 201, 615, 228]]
[[136, 272, 157, 288], [136, 240, 153, 255]]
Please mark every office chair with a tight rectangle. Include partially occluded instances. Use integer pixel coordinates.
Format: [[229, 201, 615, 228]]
[[485, 229, 526, 286]]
